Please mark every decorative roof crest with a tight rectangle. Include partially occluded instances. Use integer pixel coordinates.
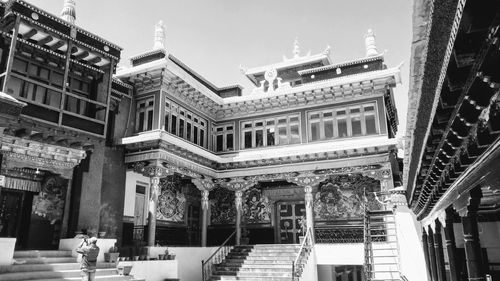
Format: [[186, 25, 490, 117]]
[[364, 28, 379, 57], [153, 20, 167, 50], [61, 0, 76, 24]]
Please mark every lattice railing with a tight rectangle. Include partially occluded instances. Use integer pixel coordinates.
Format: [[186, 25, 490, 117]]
[[314, 224, 364, 243]]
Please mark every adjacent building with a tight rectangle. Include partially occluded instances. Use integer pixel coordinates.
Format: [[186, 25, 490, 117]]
[[405, 0, 500, 280], [0, 0, 131, 250]]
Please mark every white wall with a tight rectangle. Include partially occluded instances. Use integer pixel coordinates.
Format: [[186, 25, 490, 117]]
[[118, 260, 177, 281], [0, 238, 16, 265], [300, 247, 318, 281], [315, 244, 364, 265], [147, 246, 220, 281], [124, 171, 150, 217], [395, 206, 429, 281]]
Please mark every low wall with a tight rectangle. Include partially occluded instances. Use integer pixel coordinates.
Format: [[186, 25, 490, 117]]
[[118, 260, 177, 281], [300, 247, 318, 281], [395, 207, 429, 281], [314, 243, 364, 265], [0, 238, 16, 265], [59, 238, 117, 262], [146, 246, 219, 281]]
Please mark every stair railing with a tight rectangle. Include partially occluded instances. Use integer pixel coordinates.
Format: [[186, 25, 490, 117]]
[[292, 227, 313, 281], [201, 231, 236, 281], [363, 188, 372, 280]]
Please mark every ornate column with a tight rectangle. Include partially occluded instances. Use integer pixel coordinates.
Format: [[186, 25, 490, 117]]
[[234, 190, 243, 245], [422, 228, 432, 280], [433, 219, 447, 281], [217, 178, 257, 246], [444, 208, 460, 281], [427, 225, 439, 281], [454, 187, 485, 281], [286, 173, 327, 238], [192, 178, 215, 247], [135, 160, 172, 246]]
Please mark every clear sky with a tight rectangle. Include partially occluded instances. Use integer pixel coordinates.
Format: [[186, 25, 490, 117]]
[[26, 0, 412, 136]]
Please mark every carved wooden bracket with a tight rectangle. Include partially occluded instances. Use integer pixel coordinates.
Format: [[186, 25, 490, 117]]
[[285, 172, 328, 187], [215, 177, 257, 192], [453, 186, 483, 217], [192, 178, 216, 192], [133, 160, 173, 178]]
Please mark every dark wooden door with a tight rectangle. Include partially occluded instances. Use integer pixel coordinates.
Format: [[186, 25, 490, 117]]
[[0, 190, 24, 238], [277, 202, 305, 244]]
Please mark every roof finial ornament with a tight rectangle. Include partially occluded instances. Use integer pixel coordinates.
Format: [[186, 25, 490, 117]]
[[364, 29, 378, 57], [293, 37, 300, 58], [61, 0, 76, 24], [153, 20, 167, 50]]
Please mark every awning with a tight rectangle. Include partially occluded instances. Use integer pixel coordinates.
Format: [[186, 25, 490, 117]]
[[2, 176, 41, 193]]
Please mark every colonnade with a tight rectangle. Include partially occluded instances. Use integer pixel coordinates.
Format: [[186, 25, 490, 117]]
[[421, 186, 487, 281], [134, 160, 392, 247]]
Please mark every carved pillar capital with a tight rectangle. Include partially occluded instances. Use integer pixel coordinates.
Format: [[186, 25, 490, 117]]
[[133, 160, 173, 178], [285, 172, 327, 188], [192, 177, 216, 192], [216, 177, 257, 192], [453, 186, 483, 217]]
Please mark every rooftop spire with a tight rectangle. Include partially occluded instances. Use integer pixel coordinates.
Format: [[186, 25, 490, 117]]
[[293, 37, 300, 58], [61, 0, 76, 25], [153, 20, 166, 50], [364, 29, 378, 57]]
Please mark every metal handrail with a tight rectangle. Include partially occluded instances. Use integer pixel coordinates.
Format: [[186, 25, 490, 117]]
[[201, 231, 236, 281], [291, 227, 313, 281]]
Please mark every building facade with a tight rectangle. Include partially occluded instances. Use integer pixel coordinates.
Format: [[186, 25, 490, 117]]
[[405, 0, 500, 280], [0, 0, 132, 250], [117, 22, 403, 250]]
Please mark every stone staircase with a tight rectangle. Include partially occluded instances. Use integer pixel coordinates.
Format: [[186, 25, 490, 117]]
[[0, 250, 137, 281], [209, 244, 305, 281]]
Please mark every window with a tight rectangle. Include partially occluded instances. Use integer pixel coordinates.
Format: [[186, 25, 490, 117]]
[[213, 123, 235, 152], [165, 99, 208, 148], [136, 98, 154, 133], [240, 114, 301, 149], [307, 102, 379, 141]]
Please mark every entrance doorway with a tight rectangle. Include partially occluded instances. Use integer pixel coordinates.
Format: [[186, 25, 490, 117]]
[[277, 201, 305, 244], [0, 189, 34, 249]]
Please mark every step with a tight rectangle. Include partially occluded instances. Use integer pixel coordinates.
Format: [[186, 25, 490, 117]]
[[238, 267, 293, 273], [29, 276, 134, 281], [211, 277, 292, 281], [12, 257, 77, 265], [14, 251, 73, 259], [237, 272, 292, 277], [244, 256, 294, 261], [0, 268, 118, 281], [0, 262, 116, 274]]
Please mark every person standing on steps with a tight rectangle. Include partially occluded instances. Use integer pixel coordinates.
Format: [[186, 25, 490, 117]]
[[76, 236, 100, 281]]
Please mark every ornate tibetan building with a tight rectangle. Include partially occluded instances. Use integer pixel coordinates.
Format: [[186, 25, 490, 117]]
[[0, 0, 132, 250], [405, 0, 500, 280], [118, 12, 406, 246]]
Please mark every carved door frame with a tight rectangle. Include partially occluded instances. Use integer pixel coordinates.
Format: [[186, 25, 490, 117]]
[[275, 200, 305, 244]]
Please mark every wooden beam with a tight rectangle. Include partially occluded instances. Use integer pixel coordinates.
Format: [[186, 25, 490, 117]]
[[37, 35, 53, 46], [23, 28, 38, 39], [73, 50, 89, 60], [50, 40, 66, 51]]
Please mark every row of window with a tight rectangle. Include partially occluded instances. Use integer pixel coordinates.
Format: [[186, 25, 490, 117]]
[[135, 100, 381, 151], [241, 115, 301, 149], [308, 103, 378, 141], [165, 100, 207, 148], [13, 55, 97, 100]]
